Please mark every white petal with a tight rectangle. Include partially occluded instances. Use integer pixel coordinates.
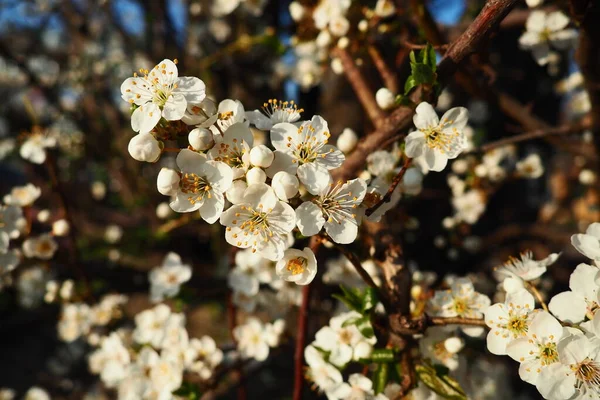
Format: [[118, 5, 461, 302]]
[[170, 191, 202, 213], [246, 110, 273, 130], [545, 11, 570, 32], [317, 145, 345, 169], [486, 329, 509, 355], [296, 201, 325, 237], [507, 337, 537, 362], [325, 217, 359, 244], [175, 76, 206, 104], [549, 29, 577, 50], [537, 363, 576, 400], [424, 148, 449, 172], [548, 291, 587, 323], [518, 359, 542, 385], [297, 163, 332, 195], [529, 311, 563, 341], [526, 11, 547, 33], [270, 122, 298, 152], [244, 183, 278, 211], [162, 93, 187, 121], [571, 234, 600, 260], [413, 102, 439, 130], [440, 107, 469, 133], [199, 191, 224, 224], [265, 151, 298, 178], [176, 148, 206, 171], [131, 103, 161, 133], [207, 161, 233, 192], [404, 131, 426, 158]]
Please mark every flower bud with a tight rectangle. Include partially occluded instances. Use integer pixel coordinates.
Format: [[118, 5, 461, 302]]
[[37, 209, 51, 223], [128, 133, 161, 162], [226, 180, 247, 204], [104, 225, 123, 244], [375, 88, 395, 110], [444, 337, 464, 354], [188, 127, 214, 151], [316, 31, 332, 48], [90, 181, 106, 200], [271, 171, 299, 201], [246, 167, 267, 185], [336, 128, 358, 154], [157, 168, 180, 196], [353, 341, 373, 360], [289, 1, 305, 21], [331, 58, 344, 75], [503, 276, 524, 293], [52, 219, 70, 236], [156, 202, 172, 219], [358, 20, 368, 32], [249, 145, 274, 168]]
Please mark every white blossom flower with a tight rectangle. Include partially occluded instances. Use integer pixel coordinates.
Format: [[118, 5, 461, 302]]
[[516, 154, 544, 178], [158, 149, 233, 224], [127, 132, 161, 162], [271, 171, 299, 202], [149, 252, 192, 302], [52, 219, 69, 236], [90, 294, 127, 326], [269, 116, 344, 194], [89, 332, 131, 388], [120, 59, 206, 133], [495, 251, 559, 286], [189, 336, 223, 380], [58, 303, 92, 342], [313, 0, 351, 33], [484, 288, 537, 355], [16, 265, 48, 309], [374, 0, 396, 17], [147, 352, 184, 397], [289, 1, 305, 21], [20, 132, 56, 164], [548, 263, 599, 324], [419, 327, 464, 371], [220, 183, 296, 261], [227, 248, 274, 296], [0, 388, 15, 400], [133, 304, 184, 348], [22, 233, 58, 260], [506, 311, 568, 387], [304, 345, 344, 396], [233, 317, 283, 361], [452, 190, 485, 224], [537, 334, 600, 399], [246, 99, 303, 130], [519, 11, 577, 66], [23, 387, 50, 400], [366, 149, 398, 177], [3, 184, 41, 207], [215, 99, 246, 132], [314, 311, 376, 367], [0, 138, 15, 161], [296, 178, 366, 244], [405, 102, 469, 172], [571, 222, 600, 262], [207, 122, 253, 179], [0, 205, 26, 239], [329, 374, 376, 400], [428, 277, 491, 337], [276, 247, 317, 285]]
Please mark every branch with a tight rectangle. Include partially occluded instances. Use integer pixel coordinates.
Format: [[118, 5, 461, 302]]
[[390, 314, 487, 335], [365, 158, 412, 217], [368, 45, 399, 94], [333, 47, 386, 128], [293, 236, 321, 400]]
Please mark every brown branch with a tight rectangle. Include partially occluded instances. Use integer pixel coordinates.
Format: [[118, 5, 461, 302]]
[[471, 120, 592, 153], [401, 41, 449, 51], [293, 236, 321, 400], [332, 47, 386, 129], [328, 238, 380, 290], [368, 45, 399, 94], [226, 247, 246, 400], [366, 158, 412, 217], [429, 316, 487, 327]]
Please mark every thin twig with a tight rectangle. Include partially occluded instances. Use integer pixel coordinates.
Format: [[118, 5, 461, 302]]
[[365, 158, 412, 217], [332, 47, 386, 129], [227, 247, 246, 400], [526, 282, 549, 312], [330, 239, 379, 290], [293, 236, 322, 400], [429, 316, 488, 327], [368, 45, 399, 94]]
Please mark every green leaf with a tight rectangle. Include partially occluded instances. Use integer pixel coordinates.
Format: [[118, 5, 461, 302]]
[[415, 363, 467, 400], [370, 348, 395, 363], [173, 382, 201, 399], [410, 63, 436, 85], [403, 76, 417, 95], [409, 50, 417, 65], [361, 287, 379, 313], [341, 316, 362, 327], [355, 315, 375, 339], [424, 43, 437, 72], [374, 362, 390, 394]]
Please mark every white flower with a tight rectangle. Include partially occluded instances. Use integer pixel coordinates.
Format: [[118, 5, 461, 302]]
[[127, 132, 161, 162], [452, 190, 485, 224], [506, 311, 568, 387], [304, 345, 344, 396], [313, 0, 351, 32], [189, 336, 223, 380], [269, 116, 344, 194], [516, 154, 544, 178], [526, 0, 543, 7], [428, 277, 491, 337], [0, 138, 15, 160], [104, 224, 123, 244], [374, 0, 396, 17], [0, 388, 15, 400], [3, 184, 41, 207], [20, 132, 56, 164], [220, 183, 296, 261], [58, 303, 92, 342], [227, 248, 274, 296], [148, 352, 184, 396], [207, 122, 253, 179], [159, 149, 233, 224], [233, 317, 282, 361], [495, 251, 559, 284], [484, 288, 537, 355], [314, 311, 376, 367], [296, 178, 366, 244], [246, 99, 303, 130], [188, 127, 215, 151], [375, 88, 395, 110], [181, 98, 217, 126], [330, 373, 375, 399], [16, 266, 48, 309], [271, 171, 299, 201], [121, 59, 206, 133], [537, 334, 600, 400], [133, 304, 184, 348], [289, 1, 305, 21], [89, 333, 131, 388], [215, 99, 246, 131], [419, 327, 463, 370], [149, 252, 192, 302], [23, 387, 50, 400], [337, 128, 358, 154], [22, 233, 57, 260], [366, 149, 398, 176], [0, 205, 26, 239], [276, 247, 317, 285], [90, 294, 127, 326], [571, 222, 600, 262], [405, 102, 469, 172], [548, 263, 599, 324], [519, 11, 577, 66], [52, 219, 69, 236]]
